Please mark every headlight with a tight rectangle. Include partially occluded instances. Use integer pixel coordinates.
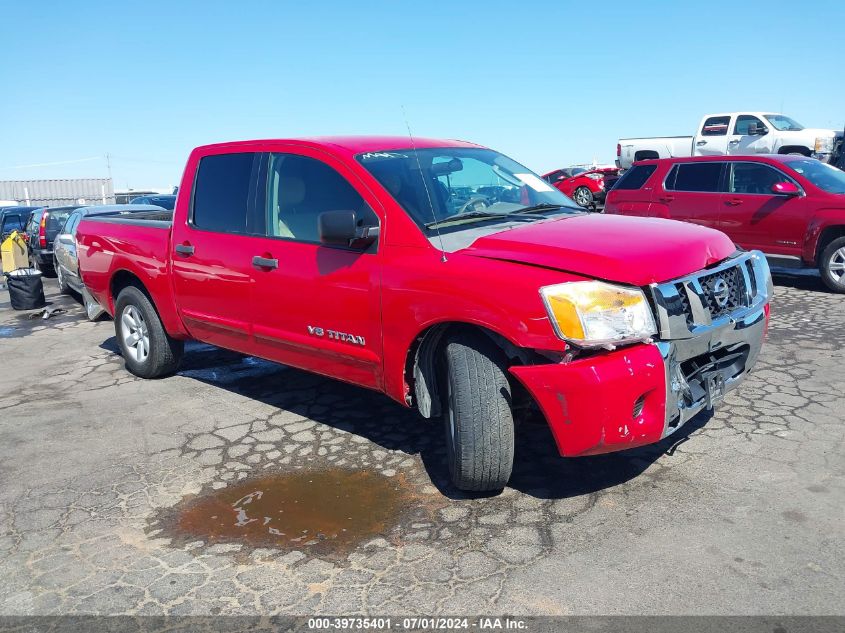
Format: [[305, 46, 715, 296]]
[[815, 136, 834, 153], [540, 280, 657, 347]]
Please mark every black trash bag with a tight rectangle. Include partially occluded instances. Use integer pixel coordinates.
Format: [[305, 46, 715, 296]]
[[6, 268, 46, 310]]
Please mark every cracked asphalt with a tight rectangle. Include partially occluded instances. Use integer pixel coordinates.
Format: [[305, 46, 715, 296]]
[[0, 272, 842, 616]]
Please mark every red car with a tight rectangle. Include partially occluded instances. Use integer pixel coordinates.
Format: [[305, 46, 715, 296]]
[[76, 136, 770, 492], [605, 155, 845, 292], [543, 166, 620, 209]]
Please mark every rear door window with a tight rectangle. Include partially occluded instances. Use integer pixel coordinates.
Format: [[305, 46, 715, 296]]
[[665, 163, 725, 192], [612, 164, 657, 190], [191, 153, 258, 234], [701, 116, 731, 136]]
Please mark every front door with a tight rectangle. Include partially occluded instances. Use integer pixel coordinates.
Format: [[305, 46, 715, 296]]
[[695, 115, 732, 156], [170, 151, 261, 354], [719, 161, 806, 254], [248, 149, 384, 389], [727, 115, 774, 156]]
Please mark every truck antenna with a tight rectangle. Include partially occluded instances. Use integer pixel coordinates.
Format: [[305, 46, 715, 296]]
[[402, 106, 447, 262]]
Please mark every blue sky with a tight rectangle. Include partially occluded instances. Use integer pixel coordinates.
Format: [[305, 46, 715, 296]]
[[2, 0, 844, 190]]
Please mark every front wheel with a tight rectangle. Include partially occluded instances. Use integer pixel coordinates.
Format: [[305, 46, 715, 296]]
[[55, 259, 70, 294], [114, 286, 184, 378], [819, 237, 845, 293], [573, 186, 594, 208], [443, 333, 515, 492]]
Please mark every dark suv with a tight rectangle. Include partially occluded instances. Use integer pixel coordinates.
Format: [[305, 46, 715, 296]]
[[24, 206, 81, 275], [128, 194, 176, 210], [0, 206, 42, 241]]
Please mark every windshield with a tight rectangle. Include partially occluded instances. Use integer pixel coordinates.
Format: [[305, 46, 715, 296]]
[[787, 159, 845, 194], [357, 147, 580, 231], [764, 115, 804, 131]]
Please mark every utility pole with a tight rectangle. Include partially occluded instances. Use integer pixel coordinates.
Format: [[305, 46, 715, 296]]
[[105, 153, 112, 181]]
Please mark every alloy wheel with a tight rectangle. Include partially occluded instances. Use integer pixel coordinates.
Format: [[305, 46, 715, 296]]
[[121, 305, 150, 363], [574, 187, 592, 207], [829, 247, 845, 285]]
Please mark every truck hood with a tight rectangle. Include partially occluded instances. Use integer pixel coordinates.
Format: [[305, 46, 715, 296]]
[[461, 214, 737, 286]]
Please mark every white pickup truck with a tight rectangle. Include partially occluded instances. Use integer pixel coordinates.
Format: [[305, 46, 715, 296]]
[[616, 112, 841, 169]]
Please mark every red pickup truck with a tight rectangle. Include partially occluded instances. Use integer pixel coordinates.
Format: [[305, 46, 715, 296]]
[[77, 137, 772, 492], [605, 155, 845, 292]]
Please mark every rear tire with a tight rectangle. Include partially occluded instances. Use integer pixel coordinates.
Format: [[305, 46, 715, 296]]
[[114, 286, 183, 378], [819, 236, 845, 293], [443, 332, 515, 492]]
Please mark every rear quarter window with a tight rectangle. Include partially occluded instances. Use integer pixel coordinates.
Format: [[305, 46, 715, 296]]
[[612, 165, 657, 190]]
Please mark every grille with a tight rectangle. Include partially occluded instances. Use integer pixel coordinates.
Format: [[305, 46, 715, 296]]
[[674, 265, 748, 326], [699, 266, 746, 318]]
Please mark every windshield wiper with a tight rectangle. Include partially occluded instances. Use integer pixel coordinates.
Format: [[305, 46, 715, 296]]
[[425, 211, 523, 229], [512, 202, 579, 214]]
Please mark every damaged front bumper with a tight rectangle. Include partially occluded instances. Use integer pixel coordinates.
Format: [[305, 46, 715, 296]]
[[510, 251, 772, 457]]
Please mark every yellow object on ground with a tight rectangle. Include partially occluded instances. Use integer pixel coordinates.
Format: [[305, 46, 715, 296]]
[[1, 231, 30, 273]]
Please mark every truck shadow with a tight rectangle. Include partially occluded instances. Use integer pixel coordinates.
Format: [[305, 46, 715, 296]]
[[100, 338, 713, 501], [770, 267, 829, 292]]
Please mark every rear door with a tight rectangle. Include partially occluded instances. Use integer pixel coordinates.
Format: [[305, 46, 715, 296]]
[[247, 148, 384, 389], [603, 164, 658, 216], [695, 115, 732, 156], [170, 151, 262, 354], [654, 161, 725, 228], [727, 115, 774, 156], [719, 161, 806, 254]]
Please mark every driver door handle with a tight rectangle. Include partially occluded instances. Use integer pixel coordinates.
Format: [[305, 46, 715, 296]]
[[725, 198, 743, 206], [175, 244, 194, 256], [252, 255, 278, 270], [728, 140, 740, 145], [659, 195, 675, 203], [696, 140, 708, 146]]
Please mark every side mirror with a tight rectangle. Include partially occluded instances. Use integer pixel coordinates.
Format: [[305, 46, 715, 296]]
[[771, 182, 801, 196], [57, 233, 74, 245], [318, 211, 379, 249]]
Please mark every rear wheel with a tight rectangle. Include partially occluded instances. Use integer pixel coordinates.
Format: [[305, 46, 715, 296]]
[[573, 186, 593, 208], [442, 332, 514, 492], [819, 236, 845, 293], [114, 286, 183, 378]]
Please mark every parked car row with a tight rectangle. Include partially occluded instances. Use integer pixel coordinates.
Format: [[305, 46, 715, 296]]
[[0, 203, 169, 287]]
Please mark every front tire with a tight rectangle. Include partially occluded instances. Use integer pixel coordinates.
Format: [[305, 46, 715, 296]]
[[55, 258, 70, 294], [819, 236, 845, 293], [573, 186, 594, 208], [114, 286, 184, 378], [443, 333, 515, 492]]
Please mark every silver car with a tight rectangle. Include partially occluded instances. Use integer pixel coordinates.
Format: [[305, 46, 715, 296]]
[[53, 204, 167, 295]]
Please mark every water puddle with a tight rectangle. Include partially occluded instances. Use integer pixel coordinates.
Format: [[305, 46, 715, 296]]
[[0, 326, 15, 338], [153, 468, 425, 558]]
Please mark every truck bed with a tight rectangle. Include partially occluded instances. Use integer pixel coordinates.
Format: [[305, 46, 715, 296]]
[[76, 212, 178, 329]]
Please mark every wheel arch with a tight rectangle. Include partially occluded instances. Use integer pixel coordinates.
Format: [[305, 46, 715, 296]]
[[404, 320, 541, 419], [634, 150, 660, 161], [816, 225, 845, 264], [778, 145, 811, 156]]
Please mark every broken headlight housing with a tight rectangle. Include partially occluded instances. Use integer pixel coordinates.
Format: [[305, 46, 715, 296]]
[[540, 280, 657, 348]]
